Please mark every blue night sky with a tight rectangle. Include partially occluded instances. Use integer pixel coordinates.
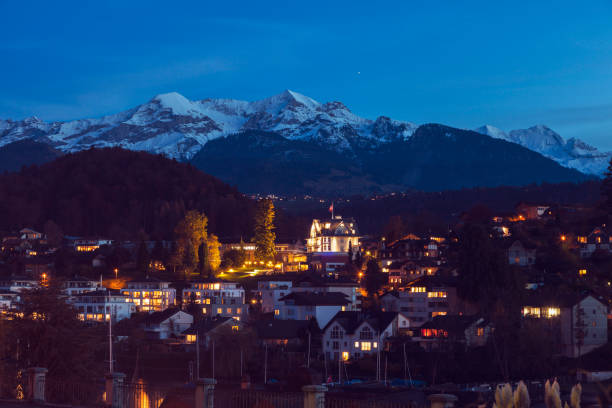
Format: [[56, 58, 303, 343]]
[[2, 1, 612, 149]]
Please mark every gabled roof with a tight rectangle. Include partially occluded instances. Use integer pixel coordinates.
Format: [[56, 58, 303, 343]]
[[65, 274, 98, 282], [419, 315, 485, 334], [253, 319, 312, 340], [523, 292, 606, 309], [143, 308, 189, 325], [182, 316, 236, 335], [406, 275, 457, 289], [323, 311, 398, 335], [279, 291, 350, 306]]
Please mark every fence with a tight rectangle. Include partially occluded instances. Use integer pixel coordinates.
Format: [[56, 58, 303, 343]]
[[326, 393, 420, 408], [45, 378, 104, 406], [118, 381, 168, 408], [215, 389, 304, 408]]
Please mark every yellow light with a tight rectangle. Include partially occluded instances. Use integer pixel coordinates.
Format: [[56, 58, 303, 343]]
[[229, 268, 234, 272], [560, 235, 566, 241]]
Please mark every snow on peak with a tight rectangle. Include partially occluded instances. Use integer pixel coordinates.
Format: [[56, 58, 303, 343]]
[[151, 92, 199, 116], [474, 125, 508, 140], [476, 123, 610, 176], [250, 89, 321, 114]]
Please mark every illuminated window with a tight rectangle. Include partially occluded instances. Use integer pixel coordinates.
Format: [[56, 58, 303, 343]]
[[578, 269, 587, 276], [217, 308, 222, 314], [354, 341, 359, 348], [545, 307, 560, 318], [342, 351, 349, 361], [410, 287, 426, 293], [202, 308, 207, 314], [361, 342, 371, 351], [186, 334, 196, 343], [341, 306, 346, 311], [477, 327, 484, 336], [274, 309, 280, 316], [236, 308, 242, 314], [232, 326, 239, 331], [206, 299, 211, 305], [227, 308, 232, 314], [577, 236, 587, 244], [432, 311, 447, 317], [427, 291, 447, 298]]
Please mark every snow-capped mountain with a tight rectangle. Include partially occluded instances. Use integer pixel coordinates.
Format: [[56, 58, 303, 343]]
[[475, 124, 611, 176], [0, 90, 416, 161]]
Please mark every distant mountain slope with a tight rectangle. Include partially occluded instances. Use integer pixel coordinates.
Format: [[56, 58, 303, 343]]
[[0, 90, 415, 161], [0, 139, 62, 172], [0, 148, 255, 240], [475, 124, 611, 176], [192, 125, 592, 195], [0, 90, 606, 194]]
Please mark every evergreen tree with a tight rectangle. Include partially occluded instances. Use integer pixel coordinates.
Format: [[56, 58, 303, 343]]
[[136, 241, 150, 273], [253, 199, 276, 262], [347, 241, 353, 264], [207, 234, 221, 273], [364, 259, 385, 298]]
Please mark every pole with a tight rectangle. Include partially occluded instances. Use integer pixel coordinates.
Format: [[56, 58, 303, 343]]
[[307, 331, 311, 368], [384, 353, 388, 386], [196, 331, 200, 380], [403, 343, 407, 382], [264, 344, 268, 384], [338, 355, 341, 385], [376, 332, 380, 382], [240, 348, 243, 378], [108, 290, 113, 374], [212, 340, 215, 380]]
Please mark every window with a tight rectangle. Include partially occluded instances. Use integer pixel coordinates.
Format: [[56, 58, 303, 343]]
[[232, 326, 239, 331], [359, 326, 373, 340], [274, 309, 280, 316], [427, 291, 447, 298], [361, 342, 371, 351], [354, 341, 359, 348], [332, 341, 339, 350], [578, 269, 587, 276], [186, 334, 196, 343], [217, 308, 222, 314], [227, 308, 232, 314], [237, 308, 242, 314], [373, 342, 378, 349], [410, 287, 426, 293], [477, 327, 484, 336], [342, 352, 349, 361], [331, 326, 343, 339]]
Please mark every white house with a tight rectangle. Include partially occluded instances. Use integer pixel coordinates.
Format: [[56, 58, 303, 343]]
[[142, 309, 194, 340], [307, 216, 360, 273], [0, 277, 39, 293], [182, 280, 246, 321], [322, 311, 409, 361], [522, 294, 608, 357], [70, 290, 134, 322], [62, 275, 102, 297], [277, 291, 350, 329], [0, 290, 20, 312], [256, 280, 293, 313], [121, 277, 176, 312], [508, 240, 537, 266]]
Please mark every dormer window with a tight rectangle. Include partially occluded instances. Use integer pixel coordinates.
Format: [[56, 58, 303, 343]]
[[330, 326, 343, 339], [359, 326, 373, 340]]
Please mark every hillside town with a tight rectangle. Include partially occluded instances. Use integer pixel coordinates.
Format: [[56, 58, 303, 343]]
[[0, 198, 611, 408]]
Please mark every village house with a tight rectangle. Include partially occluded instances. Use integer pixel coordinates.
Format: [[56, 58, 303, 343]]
[[385, 260, 440, 287], [307, 216, 360, 273], [0, 290, 20, 312], [380, 276, 464, 327], [252, 319, 315, 349], [322, 311, 409, 361], [522, 294, 608, 357], [576, 225, 612, 258], [182, 316, 244, 347], [507, 240, 537, 266], [256, 279, 293, 313], [0, 276, 39, 293], [19, 228, 43, 241], [379, 235, 443, 267], [291, 276, 361, 311], [515, 202, 552, 220], [182, 280, 247, 321], [416, 315, 492, 351], [66, 237, 114, 252], [62, 275, 102, 297], [70, 289, 134, 322], [141, 308, 194, 340], [274, 242, 308, 273], [276, 291, 350, 329], [121, 277, 176, 312]]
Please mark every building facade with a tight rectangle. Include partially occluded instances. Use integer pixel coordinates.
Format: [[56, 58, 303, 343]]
[[182, 280, 247, 321], [121, 278, 176, 312]]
